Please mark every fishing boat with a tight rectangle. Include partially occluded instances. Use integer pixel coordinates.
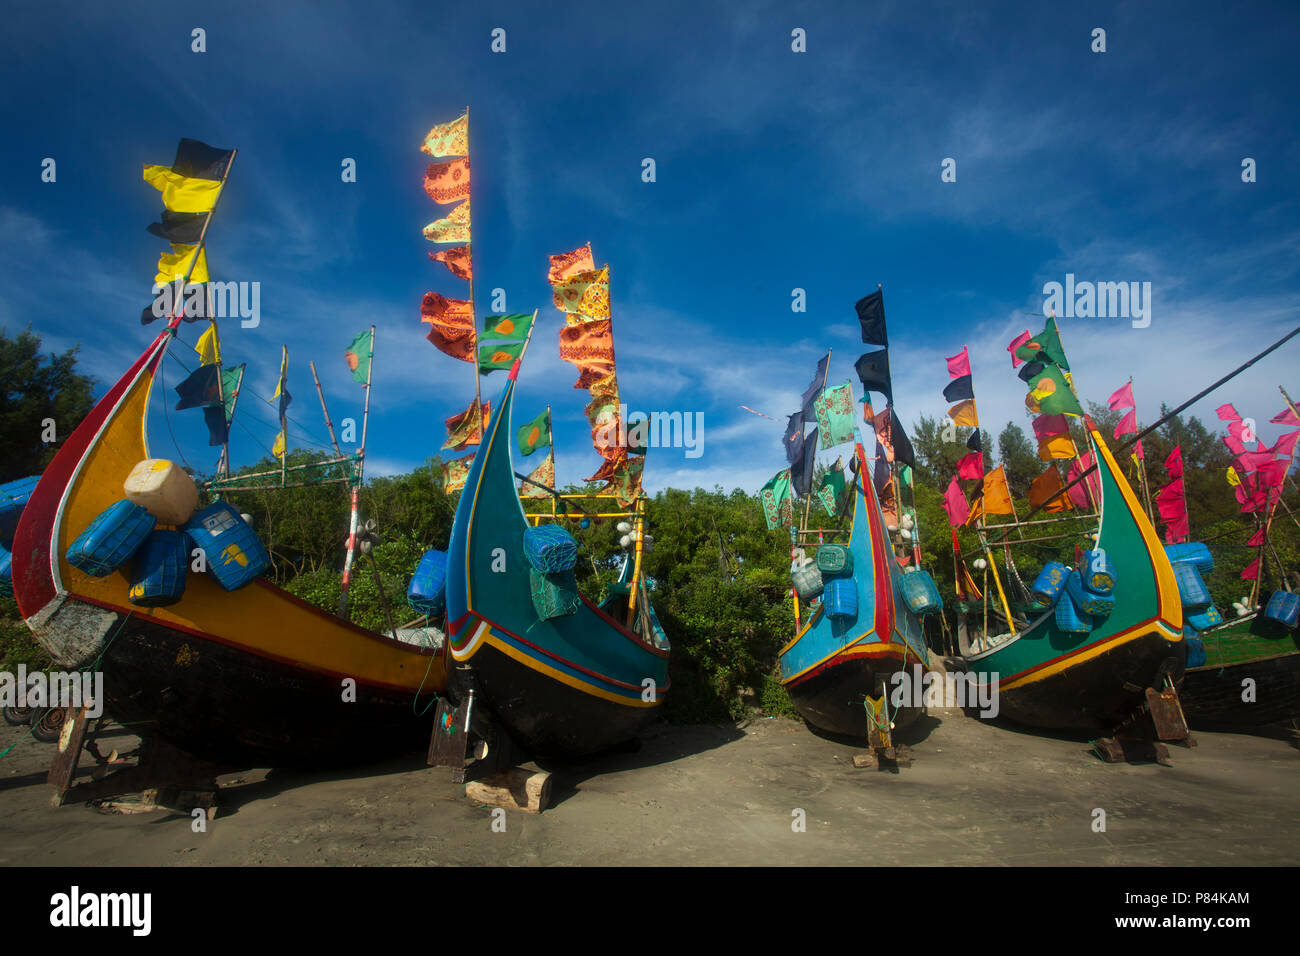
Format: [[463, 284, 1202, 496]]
[[1180, 616, 1300, 729], [442, 331, 671, 759], [10, 140, 446, 769]]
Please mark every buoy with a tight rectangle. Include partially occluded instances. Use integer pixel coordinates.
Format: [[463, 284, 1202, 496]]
[[616, 521, 632, 534]]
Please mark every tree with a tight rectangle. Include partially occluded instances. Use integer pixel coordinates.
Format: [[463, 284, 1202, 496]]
[[0, 326, 95, 482], [997, 422, 1040, 498]]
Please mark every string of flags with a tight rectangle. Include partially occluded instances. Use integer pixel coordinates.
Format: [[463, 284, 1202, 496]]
[[1215, 402, 1299, 581], [938, 347, 1013, 529]]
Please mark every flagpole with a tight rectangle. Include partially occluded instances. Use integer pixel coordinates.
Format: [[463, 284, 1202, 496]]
[[338, 324, 375, 620], [310, 360, 344, 459], [801, 348, 832, 537]]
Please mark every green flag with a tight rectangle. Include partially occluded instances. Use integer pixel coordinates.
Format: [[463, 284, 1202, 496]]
[[1028, 364, 1084, 416], [481, 312, 533, 341], [815, 466, 846, 517], [1014, 316, 1070, 370], [478, 340, 525, 373], [220, 364, 243, 417], [814, 381, 856, 449], [345, 330, 373, 384], [759, 469, 793, 530], [517, 410, 551, 456]]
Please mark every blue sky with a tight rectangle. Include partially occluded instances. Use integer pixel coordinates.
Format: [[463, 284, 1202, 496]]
[[2, 0, 1298, 494]]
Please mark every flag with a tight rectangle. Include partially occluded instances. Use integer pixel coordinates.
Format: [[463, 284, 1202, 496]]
[[142, 165, 222, 213], [760, 470, 793, 530], [1258, 459, 1289, 488], [1241, 557, 1260, 581], [517, 410, 551, 456], [1015, 316, 1070, 370], [1131, 438, 1145, 461], [945, 347, 971, 378], [983, 466, 1015, 515], [586, 372, 624, 460], [443, 398, 490, 451], [548, 245, 596, 284], [1029, 466, 1073, 512], [854, 349, 892, 403], [890, 415, 916, 468], [602, 455, 646, 508], [1018, 360, 1046, 383], [1226, 465, 1240, 486], [558, 319, 616, 389], [1247, 526, 1267, 547], [1032, 414, 1069, 441], [855, 290, 887, 346], [147, 209, 206, 244], [1027, 365, 1083, 415], [1216, 403, 1241, 422], [1271, 407, 1300, 426], [155, 243, 209, 283], [272, 346, 290, 459], [441, 453, 475, 494], [792, 427, 818, 497], [344, 330, 373, 384], [1113, 409, 1138, 438], [481, 312, 533, 341], [802, 353, 831, 417], [1165, 445, 1183, 479], [174, 364, 221, 410], [429, 245, 473, 281], [871, 406, 893, 463], [479, 341, 525, 373], [815, 467, 846, 517], [194, 323, 221, 366], [1007, 329, 1031, 368], [421, 291, 476, 362], [519, 452, 555, 499], [1227, 419, 1255, 444], [966, 430, 982, 453], [784, 412, 804, 465], [1066, 451, 1100, 508], [1267, 430, 1300, 458], [942, 475, 969, 527], [1038, 434, 1077, 460], [1107, 382, 1135, 410], [172, 139, 233, 180], [1223, 433, 1247, 457], [957, 452, 983, 480], [421, 113, 468, 157], [943, 375, 974, 403], [551, 266, 611, 322], [948, 400, 979, 427], [813, 382, 856, 449], [423, 157, 470, 204], [423, 201, 472, 243]]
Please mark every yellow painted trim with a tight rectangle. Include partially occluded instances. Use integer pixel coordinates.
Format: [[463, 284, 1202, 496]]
[[779, 627, 883, 685], [999, 618, 1182, 692]]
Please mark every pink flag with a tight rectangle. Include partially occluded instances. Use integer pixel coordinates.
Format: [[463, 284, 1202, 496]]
[[957, 451, 984, 480], [1113, 409, 1137, 438], [1008, 330, 1031, 368], [1235, 450, 1274, 473], [1227, 419, 1256, 445], [1066, 451, 1100, 509], [1267, 430, 1300, 458], [1216, 403, 1241, 422], [1257, 459, 1289, 488], [1247, 526, 1267, 547], [1132, 438, 1144, 460], [1271, 407, 1300, 426], [1107, 382, 1135, 411], [1165, 445, 1183, 479], [1032, 414, 1069, 441], [1164, 516, 1190, 544], [946, 347, 971, 378], [1241, 557, 1259, 580], [942, 475, 970, 527], [1239, 488, 1269, 514], [1223, 433, 1246, 456]]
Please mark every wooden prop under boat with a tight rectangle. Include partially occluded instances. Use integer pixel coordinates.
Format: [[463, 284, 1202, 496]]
[[443, 368, 670, 759], [778, 443, 930, 739], [1179, 616, 1300, 729], [963, 420, 1184, 731], [11, 323, 446, 767]]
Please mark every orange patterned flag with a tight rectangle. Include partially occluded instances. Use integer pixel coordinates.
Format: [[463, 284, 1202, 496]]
[[424, 158, 470, 205], [548, 244, 595, 284], [558, 319, 616, 389], [423, 200, 471, 243], [600, 455, 645, 507], [586, 452, 623, 483], [441, 452, 475, 494], [421, 114, 468, 158], [443, 398, 490, 451], [429, 245, 472, 281], [520, 452, 555, 499], [552, 266, 611, 323], [421, 292, 476, 362]]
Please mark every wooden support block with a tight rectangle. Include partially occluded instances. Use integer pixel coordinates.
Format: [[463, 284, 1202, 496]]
[[852, 752, 878, 769], [465, 769, 552, 814]]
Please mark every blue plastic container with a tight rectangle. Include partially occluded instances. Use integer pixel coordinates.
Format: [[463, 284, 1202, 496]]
[[522, 524, 578, 573], [790, 561, 823, 602], [66, 499, 156, 577], [1080, 549, 1117, 595], [823, 577, 858, 622], [1064, 568, 1115, 617], [183, 502, 269, 591], [815, 544, 853, 577], [1186, 606, 1224, 632], [1264, 590, 1300, 629], [1032, 561, 1070, 607], [1164, 542, 1214, 574], [0, 543, 12, 597], [1054, 592, 1093, 634], [0, 474, 40, 544], [1185, 632, 1207, 668], [901, 569, 942, 616], [407, 548, 449, 618], [129, 530, 188, 607], [1172, 562, 1212, 613]]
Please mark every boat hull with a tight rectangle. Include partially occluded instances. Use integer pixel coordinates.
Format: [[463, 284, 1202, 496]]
[[785, 645, 923, 738], [1180, 652, 1300, 728]]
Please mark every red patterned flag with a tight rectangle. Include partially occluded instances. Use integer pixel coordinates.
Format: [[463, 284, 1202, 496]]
[[442, 398, 490, 451], [547, 244, 596, 284], [1107, 382, 1135, 410], [946, 347, 971, 378], [421, 292, 476, 362], [423, 158, 471, 205], [429, 245, 473, 281], [558, 319, 616, 389]]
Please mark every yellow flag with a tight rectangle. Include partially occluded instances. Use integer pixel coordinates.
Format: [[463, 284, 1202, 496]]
[[1037, 434, 1077, 461], [949, 399, 979, 427], [423, 201, 471, 243], [195, 324, 221, 366], [155, 244, 209, 284], [143, 165, 222, 213], [273, 346, 288, 398], [1226, 466, 1240, 487], [271, 430, 286, 460]]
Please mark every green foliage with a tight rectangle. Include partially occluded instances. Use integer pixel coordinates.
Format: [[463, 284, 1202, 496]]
[[0, 326, 95, 482], [286, 535, 427, 634], [0, 595, 44, 671], [997, 422, 1040, 498]]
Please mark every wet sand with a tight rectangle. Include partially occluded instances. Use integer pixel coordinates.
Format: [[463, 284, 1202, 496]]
[[1, 711, 1296, 866]]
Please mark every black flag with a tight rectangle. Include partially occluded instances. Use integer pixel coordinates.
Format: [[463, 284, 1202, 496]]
[[967, 430, 982, 453], [1018, 361, 1046, 383], [855, 290, 887, 347], [854, 348, 892, 403], [174, 138, 234, 181], [891, 415, 916, 468], [784, 412, 804, 465], [793, 427, 819, 497], [174, 364, 221, 410], [800, 353, 830, 419], [943, 374, 974, 403], [147, 209, 207, 244]]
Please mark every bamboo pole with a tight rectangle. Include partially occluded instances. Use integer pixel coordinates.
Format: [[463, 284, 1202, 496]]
[[310, 360, 344, 459], [338, 325, 375, 620]]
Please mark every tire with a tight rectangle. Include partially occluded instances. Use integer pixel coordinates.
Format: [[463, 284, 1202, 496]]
[[30, 706, 67, 744], [2, 705, 34, 726]]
